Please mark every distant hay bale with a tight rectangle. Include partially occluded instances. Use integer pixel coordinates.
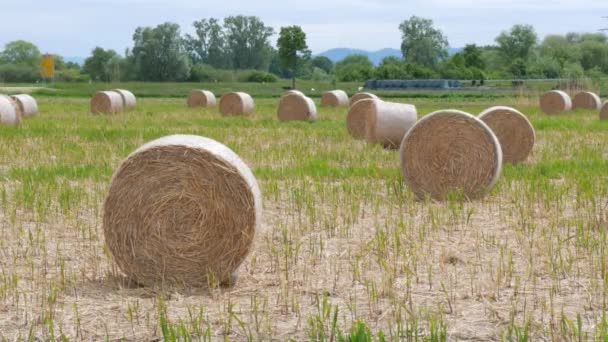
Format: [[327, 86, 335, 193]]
[[400, 110, 502, 201], [91, 91, 124, 114], [572, 91, 601, 110], [479, 106, 535, 164], [600, 101, 608, 121], [277, 93, 317, 122], [0, 95, 20, 126], [103, 134, 262, 287], [187, 90, 217, 108], [350, 92, 379, 106], [219, 92, 254, 116], [540, 90, 572, 114], [321, 90, 349, 107], [112, 89, 137, 109], [10, 94, 38, 118]]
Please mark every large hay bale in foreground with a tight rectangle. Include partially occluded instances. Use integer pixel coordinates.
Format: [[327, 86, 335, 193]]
[[219, 92, 254, 116], [0, 96, 20, 126], [10, 94, 38, 118], [321, 90, 349, 107], [347, 99, 375, 140], [601, 101, 608, 121], [350, 92, 379, 107], [479, 106, 535, 164], [277, 93, 317, 122], [572, 91, 601, 110], [112, 89, 137, 109], [0, 94, 23, 120], [91, 91, 124, 114], [540, 90, 572, 115], [103, 134, 262, 287], [187, 90, 216, 108], [400, 110, 502, 201]]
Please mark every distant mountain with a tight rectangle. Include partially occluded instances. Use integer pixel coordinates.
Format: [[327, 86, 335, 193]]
[[317, 47, 463, 65], [63, 56, 85, 65]]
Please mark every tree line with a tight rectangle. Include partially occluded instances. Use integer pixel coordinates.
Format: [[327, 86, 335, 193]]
[[1, 15, 607, 83]]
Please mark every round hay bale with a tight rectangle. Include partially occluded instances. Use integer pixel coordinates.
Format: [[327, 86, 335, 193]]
[[347, 98, 374, 140], [601, 101, 608, 121], [572, 91, 601, 110], [113, 89, 137, 109], [478, 106, 535, 164], [0, 94, 23, 120], [219, 92, 254, 116], [277, 93, 317, 122], [103, 134, 262, 287], [0, 96, 20, 126], [540, 90, 572, 115], [364, 100, 417, 149], [350, 92, 379, 107], [285, 90, 304, 96], [187, 90, 217, 108], [321, 90, 349, 107], [400, 110, 502, 201], [91, 91, 124, 114], [10, 94, 38, 118]]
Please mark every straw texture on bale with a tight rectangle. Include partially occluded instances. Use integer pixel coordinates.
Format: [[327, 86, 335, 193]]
[[91, 91, 124, 114], [349, 92, 379, 106], [113, 89, 137, 109], [572, 91, 601, 110], [277, 93, 317, 122], [400, 110, 502, 201], [347, 99, 375, 140], [0, 96, 20, 126], [103, 134, 262, 287], [479, 106, 535, 164], [540, 90, 572, 115], [601, 101, 608, 121], [10, 94, 38, 118], [363, 100, 417, 148], [219, 92, 254, 116], [187, 90, 217, 108], [321, 90, 349, 107]]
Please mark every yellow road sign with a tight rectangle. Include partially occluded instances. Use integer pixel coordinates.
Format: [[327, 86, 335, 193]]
[[40, 54, 54, 78]]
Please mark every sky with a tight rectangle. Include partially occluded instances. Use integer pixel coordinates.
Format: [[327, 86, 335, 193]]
[[1, 0, 608, 57]]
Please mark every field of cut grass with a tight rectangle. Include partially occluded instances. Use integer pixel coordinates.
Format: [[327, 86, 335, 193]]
[[0, 88, 607, 340]]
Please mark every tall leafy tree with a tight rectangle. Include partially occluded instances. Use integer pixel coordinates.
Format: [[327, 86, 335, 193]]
[[83, 47, 118, 82], [131, 22, 190, 81], [223, 16, 274, 70], [462, 44, 485, 69], [495, 24, 538, 61], [311, 56, 334, 74], [185, 18, 228, 68], [399, 16, 448, 68], [335, 54, 374, 81], [0, 40, 41, 67], [277, 25, 310, 89]]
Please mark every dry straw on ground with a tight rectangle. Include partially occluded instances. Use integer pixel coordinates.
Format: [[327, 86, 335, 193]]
[[187, 90, 217, 108], [10, 94, 38, 118], [400, 110, 502, 201], [219, 92, 255, 116], [113, 89, 137, 109], [0, 95, 20, 126], [363, 100, 417, 148], [349, 92, 379, 107], [91, 91, 124, 114], [479, 106, 535, 164], [321, 90, 349, 107], [601, 101, 608, 120], [540, 90, 572, 114], [277, 92, 317, 122], [103, 134, 262, 287], [572, 91, 601, 110]]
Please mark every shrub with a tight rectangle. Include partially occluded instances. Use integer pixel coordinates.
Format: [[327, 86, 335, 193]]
[[0, 64, 39, 82], [246, 70, 277, 83]]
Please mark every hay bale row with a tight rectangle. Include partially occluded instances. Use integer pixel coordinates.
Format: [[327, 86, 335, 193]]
[[347, 99, 416, 148], [540, 90, 572, 115], [573, 91, 601, 110], [104, 134, 262, 287], [321, 90, 349, 107], [219, 92, 254, 116], [277, 92, 316, 122], [188, 90, 216, 108], [91, 89, 137, 114], [478, 106, 535, 164], [400, 110, 502, 201]]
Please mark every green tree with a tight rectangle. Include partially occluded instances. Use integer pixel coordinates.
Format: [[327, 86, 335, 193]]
[[496, 24, 538, 61], [0, 40, 41, 67], [311, 56, 334, 74], [374, 56, 409, 79], [83, 47, 118, 82], [131, 22, 191, 81], [335, 54, 374, 82], [539, 35, 579, 70], [223, 16, 274, 70], [277, 25, 310, 89], [462, 44, 485, 69], [185, 18, 228, 68], [399, 16, 448, 68]]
